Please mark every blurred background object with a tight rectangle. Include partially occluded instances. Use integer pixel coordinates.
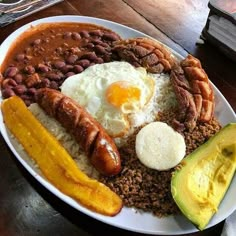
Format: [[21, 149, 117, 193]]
[[0, 0, 63, 27], [202, 0, 236, 62]]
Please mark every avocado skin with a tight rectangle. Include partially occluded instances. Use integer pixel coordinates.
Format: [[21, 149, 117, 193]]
[[171, 123, 236, 230]]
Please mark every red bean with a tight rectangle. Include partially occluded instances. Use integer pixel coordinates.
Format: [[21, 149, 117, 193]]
[[91, 36, 100, 41], [94, 57, 104, 64], [63, 32, 72, 39], [4, 67, 18, 78], [103, 32, 120, 41], [24, 99, 32, 106], [53, 60, 66, 69], [103, 53, 112, 62], [2, 88, 15, 98], [65, 72, 75, 78], [72, 32, 81, 40], [46, 72, 64, 81], [132, 62, 141, 67], [38, 64, 50, 73], [91, 39, 103, 45], [50, 81, 59, 90], [20, 94, 32, 106], [73, 65, 84, 73], [25, 65, 35, 74], [99, 42, 109, 48], [81, 38, 89, 45], [80, 52, 97, 61], [27, 88, 37, 96], [2, 78, 17, 88], [77, 59, 90, 68], [66, 55, 78, 64], [86, 43, 94, 49], [95, 45, 107, 54], [60, 65, 74, 73], [13, 84, 27, 95], [80, 30, 90, 38], [90, 30, 103, 37], [15, 53, 25, 62], [40, 78, 51, 88], [13, 74, 23, 84]]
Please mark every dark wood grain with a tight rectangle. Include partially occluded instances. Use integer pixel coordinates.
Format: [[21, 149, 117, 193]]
[[0, 0, 235, 235], [123, 0, 210, 53]]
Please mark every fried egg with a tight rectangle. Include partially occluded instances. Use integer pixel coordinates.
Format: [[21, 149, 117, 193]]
[[61, 61, 155, 138]]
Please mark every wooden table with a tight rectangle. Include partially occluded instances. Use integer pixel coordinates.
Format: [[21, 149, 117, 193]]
[[0, 0, 235, 235]]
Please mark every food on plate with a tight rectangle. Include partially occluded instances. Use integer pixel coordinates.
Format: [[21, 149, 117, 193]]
[[170, 55, 214, 131], [1, 96, 123, 216], [112, 37, 177, 73], [171, 123, 236, 230], [0, 20, 229, 227], [36, 88, 121, 176], [61, 61, 156, 138], [0, 22, 121, 105], [135, 121, 186, 170]]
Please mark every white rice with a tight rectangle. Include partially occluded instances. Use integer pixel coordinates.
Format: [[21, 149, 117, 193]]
[[150, 73, 177, 111]]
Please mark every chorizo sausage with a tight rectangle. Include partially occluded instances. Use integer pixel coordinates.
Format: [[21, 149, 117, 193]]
[[36, 88, 121, 176]]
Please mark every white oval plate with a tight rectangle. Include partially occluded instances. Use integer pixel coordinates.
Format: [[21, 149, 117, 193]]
[[0, 16, 236, 235]]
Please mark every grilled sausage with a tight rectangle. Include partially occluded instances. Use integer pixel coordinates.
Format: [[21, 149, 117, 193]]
[[36, 88, 121, 176]]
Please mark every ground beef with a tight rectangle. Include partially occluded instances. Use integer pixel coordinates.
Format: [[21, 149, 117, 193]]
[[100, 110, 222, 217]]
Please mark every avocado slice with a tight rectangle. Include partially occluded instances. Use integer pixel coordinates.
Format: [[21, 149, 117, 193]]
[[171, 123, 236, 230]]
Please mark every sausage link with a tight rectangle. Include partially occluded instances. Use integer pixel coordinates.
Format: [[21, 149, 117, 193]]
[[36, 88, 64, 117], [90, 130, 121, 177], [36, 88, 121, 176]]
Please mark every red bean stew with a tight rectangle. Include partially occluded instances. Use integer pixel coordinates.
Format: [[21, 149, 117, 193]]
[[0, 23, 121, 105]]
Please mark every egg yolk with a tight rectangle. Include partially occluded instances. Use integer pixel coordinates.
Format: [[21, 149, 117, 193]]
[[106, 81, 141, 111]]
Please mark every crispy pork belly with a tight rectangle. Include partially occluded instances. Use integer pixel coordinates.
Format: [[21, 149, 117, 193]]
[[112, 37, 177, 73], [170, 55, 215, 130]]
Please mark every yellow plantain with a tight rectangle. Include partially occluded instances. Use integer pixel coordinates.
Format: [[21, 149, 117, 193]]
[[1, 96, 122, 216]]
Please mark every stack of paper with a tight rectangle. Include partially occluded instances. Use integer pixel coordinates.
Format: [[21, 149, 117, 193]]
[[201, 0, 236, 61], [207, 15, 236, 52]]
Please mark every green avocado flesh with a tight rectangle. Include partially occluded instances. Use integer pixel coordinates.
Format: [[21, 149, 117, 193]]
[[171, 123, 236, 230]]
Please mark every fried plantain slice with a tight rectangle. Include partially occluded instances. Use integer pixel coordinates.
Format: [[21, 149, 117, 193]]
[[1, 96, 122, 216]]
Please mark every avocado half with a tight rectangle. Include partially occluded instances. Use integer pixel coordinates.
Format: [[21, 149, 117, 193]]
[[171, 123, 236, 230]]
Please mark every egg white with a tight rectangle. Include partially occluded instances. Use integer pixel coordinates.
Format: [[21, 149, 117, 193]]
[[61, 61, 156, 138]]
